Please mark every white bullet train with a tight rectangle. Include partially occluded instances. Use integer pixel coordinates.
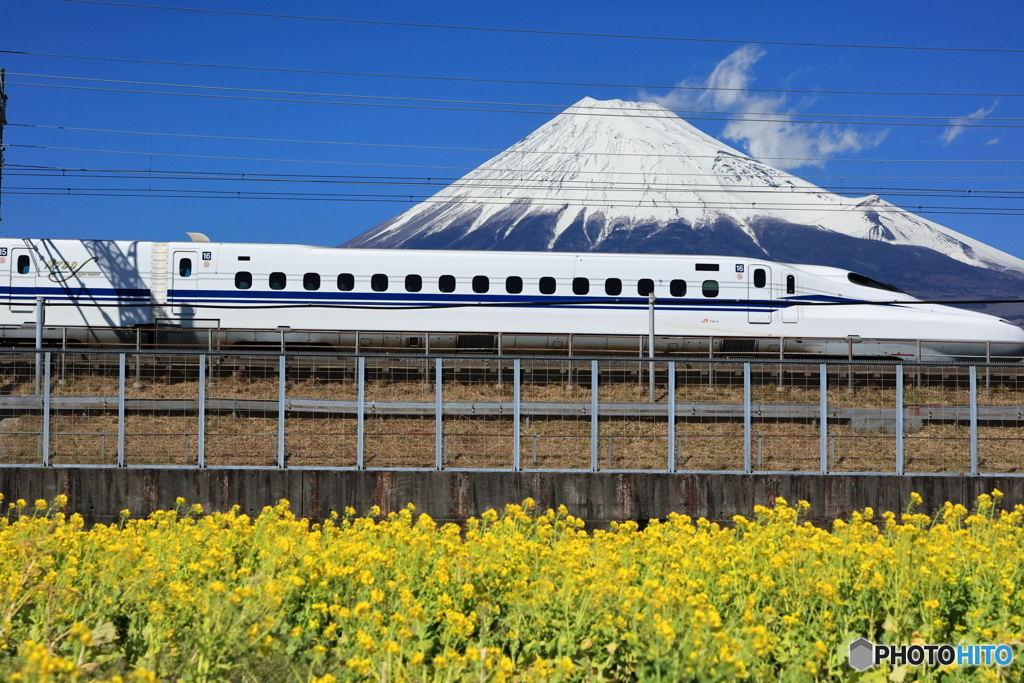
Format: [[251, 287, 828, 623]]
[[1, 236, 1022, 359]]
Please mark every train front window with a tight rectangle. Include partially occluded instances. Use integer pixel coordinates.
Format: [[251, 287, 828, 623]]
[[473, 275, 489, 293], [637, 279, 654, 296], [505, 276, 523, 294], [303, 273, 320, 291], [269, 272, 286, 290], [337, 273, 354, 291], [702, 280, 719, 298], [17, 255, 30, 275], [439, 275, 456, 293], [235, 272, 252, 290], [178, 258, 192, 277], [573, 277, 589, 295], [539, 277, 556, 295]]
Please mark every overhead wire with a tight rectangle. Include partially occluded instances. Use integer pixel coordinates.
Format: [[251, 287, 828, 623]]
[[7, 73, 1024, 124], [54, 0, 1024, 54], [3, 49, 1023, 99], [7, 166, 1024, 199], [7, 80, 1023, 129]]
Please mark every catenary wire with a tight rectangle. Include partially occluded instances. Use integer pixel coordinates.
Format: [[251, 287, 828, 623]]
[[8, 81, 1024, 129], [2, 49, 1023, 99], [8, 187, 1023, 215], [8, 73, 1024, 123], [53, 0, 1024, 54], [8, 167, 1024, 199]]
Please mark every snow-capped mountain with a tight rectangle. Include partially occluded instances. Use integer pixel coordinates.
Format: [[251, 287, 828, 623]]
[[344, 97, 1024, 315]]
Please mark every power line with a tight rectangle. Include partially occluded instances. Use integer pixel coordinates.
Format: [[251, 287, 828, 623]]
[[10, 141, 1024, 166], [9, 186, 1023, 215], [11, 162, 1024, 183], [8, 72, 1024, 123], [9, 166, 1024, 199], [3, 49, 1023, 99], [55, 0, 1024, 54], [9, 80, 1024, 130]]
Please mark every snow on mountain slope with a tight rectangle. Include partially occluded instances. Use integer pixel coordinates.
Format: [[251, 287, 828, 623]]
[[345, 97, 1024, 274]]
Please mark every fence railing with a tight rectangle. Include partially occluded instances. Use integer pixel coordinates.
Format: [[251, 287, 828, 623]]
[[0, 350, 1021, 474]]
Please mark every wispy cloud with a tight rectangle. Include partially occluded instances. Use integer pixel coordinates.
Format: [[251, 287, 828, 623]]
[[640, 45, 886, 170], [940, 102, 998, 145], [986, 138, 1000, 145]]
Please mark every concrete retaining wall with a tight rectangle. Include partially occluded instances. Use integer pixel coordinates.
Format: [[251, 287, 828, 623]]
[[1, 468, 1020, 527]]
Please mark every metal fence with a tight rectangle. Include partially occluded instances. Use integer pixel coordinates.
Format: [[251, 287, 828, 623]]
[[1, 349, 1022, 474]]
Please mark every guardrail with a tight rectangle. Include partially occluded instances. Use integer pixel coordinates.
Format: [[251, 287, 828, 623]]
[[0, 349, 1022, 474]]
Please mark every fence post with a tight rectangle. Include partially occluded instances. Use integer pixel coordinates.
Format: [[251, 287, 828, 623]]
[[819, 363, 828, 474], [591, 360, 599, 472], [435, 357, 443, 471], [513, 358, 521, 472], [118, 353, 125, 467], [198, 354, 206, 469], [668, 361, 676, 473], [42, 352, 51, 466], [895, 364, 904, 475], [357, 356, 365, 469], [277, 355, 286, 468], [743, 362, 751, 474], [969, 365, 978, 475]]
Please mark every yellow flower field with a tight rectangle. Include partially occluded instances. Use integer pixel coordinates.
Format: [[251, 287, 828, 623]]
[[0, 492, 1021, 682]]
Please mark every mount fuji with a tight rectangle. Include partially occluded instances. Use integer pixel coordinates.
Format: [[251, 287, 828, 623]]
[[343, 97, 1024, 320]]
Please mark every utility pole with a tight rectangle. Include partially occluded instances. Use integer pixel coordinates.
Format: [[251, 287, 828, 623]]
[[0, 68, 7, 225]]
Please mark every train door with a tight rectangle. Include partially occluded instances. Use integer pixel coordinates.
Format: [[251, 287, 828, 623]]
[[171, 250, 198, 317], [747, 264, 772, 323], [9, 248, 36, 313], [781, 271, 798, 323]]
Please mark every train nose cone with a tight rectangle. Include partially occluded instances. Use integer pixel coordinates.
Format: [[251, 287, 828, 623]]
[[990, 318, 1024, 356]]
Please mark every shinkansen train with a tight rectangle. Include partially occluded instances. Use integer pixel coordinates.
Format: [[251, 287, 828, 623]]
[[1, 236, 1022, 358]]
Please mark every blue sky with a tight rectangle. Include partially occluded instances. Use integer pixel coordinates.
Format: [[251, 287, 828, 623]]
[[2, 0, 1023, 255]]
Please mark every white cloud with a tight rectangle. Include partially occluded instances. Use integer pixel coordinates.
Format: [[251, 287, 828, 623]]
[[940, 102, 998, 145], [640, 46, 886, 170], [986, 137, 1000, 145]]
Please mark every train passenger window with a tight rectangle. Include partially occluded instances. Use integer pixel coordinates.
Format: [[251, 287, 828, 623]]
[[371, 274, 388, 292], [337, 273, 354, 291], [637, 279, 654, 296], [473, 275, 489, 293], [405, 274, 422, 292], [303, 272, 321, 291], [17, 255, 30, 275], [439, 275, 456, 293], [753, 268, 766, 288], [786, 274, 795, 294], [269, 272, 286, 290], [539, 277, 556, 294], [572, 277, 589, 295], [235, 272, 252, 290], [696, 263, 719, 271], [605, 278, 622, 296], [702, 280, 719, 298], [670, 279, 686, 297], [505, 276, 523, 294], [178, 258, 192, 277]]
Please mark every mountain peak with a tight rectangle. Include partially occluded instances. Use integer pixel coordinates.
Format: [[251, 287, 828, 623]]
[[343, 98, 1024, 276]]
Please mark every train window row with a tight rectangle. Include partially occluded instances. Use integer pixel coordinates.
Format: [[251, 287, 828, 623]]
[[228, 271, 739, 297]]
